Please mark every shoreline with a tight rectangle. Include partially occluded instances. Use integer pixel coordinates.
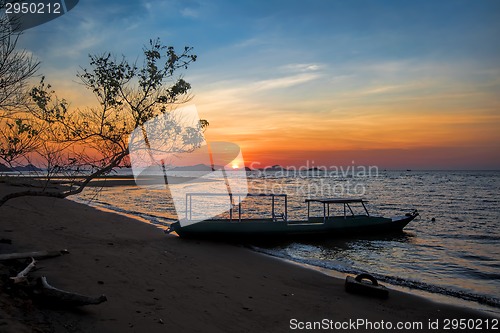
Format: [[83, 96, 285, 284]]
[[83, 195, 500, 317], [262, 252, 500, 318], [1, 182, 498, 332], [72, 181, 500, 317]]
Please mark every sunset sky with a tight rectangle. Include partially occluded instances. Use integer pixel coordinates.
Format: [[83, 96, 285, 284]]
[[16, 0, 500, 169]]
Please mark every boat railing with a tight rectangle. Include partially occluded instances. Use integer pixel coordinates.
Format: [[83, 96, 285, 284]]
[[185, 193, 288, 223], [305, 198, 369, 223]]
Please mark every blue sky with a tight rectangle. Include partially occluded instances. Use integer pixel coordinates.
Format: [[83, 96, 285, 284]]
[[13, 0, 500, 168]]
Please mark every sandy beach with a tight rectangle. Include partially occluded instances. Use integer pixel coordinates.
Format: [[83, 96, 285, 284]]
[[0, 182, 498, 333]]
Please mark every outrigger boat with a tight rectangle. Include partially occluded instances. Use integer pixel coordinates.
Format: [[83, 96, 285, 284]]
[[167, 193, 418, 239]]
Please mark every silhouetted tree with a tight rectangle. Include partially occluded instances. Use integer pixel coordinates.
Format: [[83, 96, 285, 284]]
[[0, 6, 42, 176], [0, 6, 39, 114], [0, 38, 207, 206]]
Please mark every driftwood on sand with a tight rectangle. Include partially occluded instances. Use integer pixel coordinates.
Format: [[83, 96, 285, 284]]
[[1, 249, 106, 306], [0, 249, 69, 261], [36, 276, 107, 306], [10, 257, 36, 284]]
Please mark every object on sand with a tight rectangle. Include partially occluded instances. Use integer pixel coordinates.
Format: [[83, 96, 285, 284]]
[[0, 249, 69, 261], [345, 274, 389, 299], [10, 257, 36, 284], [35, 276, 107, 306]]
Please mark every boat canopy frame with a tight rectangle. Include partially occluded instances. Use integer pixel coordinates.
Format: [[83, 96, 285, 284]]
[[305, 198, 370, 222], [185, 193, 288, 223]]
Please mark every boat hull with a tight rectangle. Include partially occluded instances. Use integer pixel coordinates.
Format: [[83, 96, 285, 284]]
[[168, 213, 417, 240]]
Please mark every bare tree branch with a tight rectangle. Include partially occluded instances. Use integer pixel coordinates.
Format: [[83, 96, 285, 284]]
[[0, 11, 39, 115], [1, 38, 207, 208]]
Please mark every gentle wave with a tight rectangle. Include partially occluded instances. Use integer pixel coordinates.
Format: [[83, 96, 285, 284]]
[[72, 197, 176, 229]]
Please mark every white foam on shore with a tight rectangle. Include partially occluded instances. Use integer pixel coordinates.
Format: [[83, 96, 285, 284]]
[[70, 196, 176, 230]]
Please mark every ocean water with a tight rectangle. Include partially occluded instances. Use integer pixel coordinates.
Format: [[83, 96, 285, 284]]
[[76, 170, 500, 314]]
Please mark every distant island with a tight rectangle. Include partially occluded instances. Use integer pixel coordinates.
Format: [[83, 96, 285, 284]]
[[169, 164, 215, 172], [15, 164, 43, 172], [168, 164, 253, 172], [0, 163, 11, 172], [0, 163, 42, 172], [261, 165, 286, 172], [255, 165, 324, 172]]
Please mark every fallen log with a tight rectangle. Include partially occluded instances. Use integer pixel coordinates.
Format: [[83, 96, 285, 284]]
[[10, 257, 36, 284], [36, 276, 107, 306], [0, 249, 69, 261]]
